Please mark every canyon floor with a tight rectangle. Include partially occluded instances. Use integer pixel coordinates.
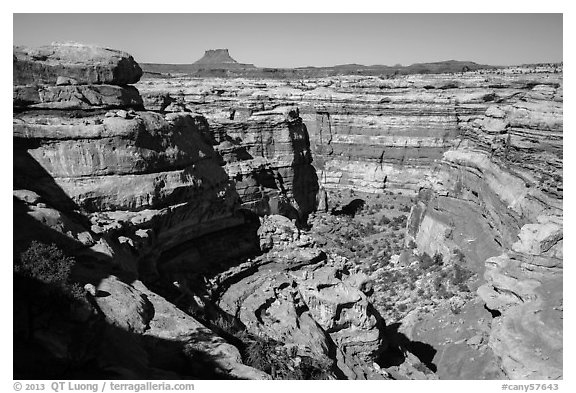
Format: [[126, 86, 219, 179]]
[[13, 43, 562, 381]]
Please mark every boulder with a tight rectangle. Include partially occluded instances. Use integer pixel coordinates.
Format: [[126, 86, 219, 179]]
[[93, 276, 154, 334], [14, 43, 142, 86], [512, 216, 562, 256]]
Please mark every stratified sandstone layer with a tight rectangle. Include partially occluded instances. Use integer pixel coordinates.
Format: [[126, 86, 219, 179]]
[[137, 68, 561, 197]]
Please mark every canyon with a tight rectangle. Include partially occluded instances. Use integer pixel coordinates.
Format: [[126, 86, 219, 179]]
[[13, 43, 562, 380]]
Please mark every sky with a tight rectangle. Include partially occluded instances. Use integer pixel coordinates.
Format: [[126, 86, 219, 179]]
[[13, 13, 563, 68]]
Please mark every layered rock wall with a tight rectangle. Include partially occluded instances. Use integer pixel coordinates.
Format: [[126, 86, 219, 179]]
[[406, 73, 563, 379]]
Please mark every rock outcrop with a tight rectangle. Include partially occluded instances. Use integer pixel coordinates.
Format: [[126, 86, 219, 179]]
[[14, 42, 142, 86], [214, 216, 387, 379]]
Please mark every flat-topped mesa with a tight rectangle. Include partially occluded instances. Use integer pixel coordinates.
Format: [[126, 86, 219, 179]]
[[195, 49, 238, 64], [193, 48, 255, 69], [13, 43, 144, 110]]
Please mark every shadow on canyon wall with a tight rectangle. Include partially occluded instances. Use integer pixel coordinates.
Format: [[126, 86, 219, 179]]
[[14, 271, 245, 379]]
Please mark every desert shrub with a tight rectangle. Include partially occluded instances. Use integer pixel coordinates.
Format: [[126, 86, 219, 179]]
[[241, 335, 281, 375], [378, 215, 391, 225], [452, 248, 466, 264], [400, 205, 411, 213], [398, 304, 408, 312], [393, 215, 408, 225], [414, 362, 431, 373], [436, 285, 448, 298], [363, 223, 377, 236], [16, 241, 84, 301], [433, 253, 443, 266], [451, 264, 474, 287], [450, 305, 462, 315], [407, 240, 417, 249], [240, 334, 331, 379], [208, 313, 244, 337], [433, 277, 443, 291], [419, 252, 434, 269], [297, 356, 333, 380]]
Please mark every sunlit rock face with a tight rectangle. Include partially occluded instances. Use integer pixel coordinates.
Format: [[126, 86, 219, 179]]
[[137, 67, 561, 198], [405, 71, 562, 379], [14, 44, 322, 278], [211, 106, 320, 219]]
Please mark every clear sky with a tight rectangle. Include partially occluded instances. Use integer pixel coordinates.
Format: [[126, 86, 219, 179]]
[[13, 13, 562, 67]]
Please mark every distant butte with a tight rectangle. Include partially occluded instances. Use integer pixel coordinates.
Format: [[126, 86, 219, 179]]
[[193, 49, 255, 69], [195, 49, 238, 64]]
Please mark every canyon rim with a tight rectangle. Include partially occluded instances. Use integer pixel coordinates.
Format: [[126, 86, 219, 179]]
[[11, 13, 563, 384]]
